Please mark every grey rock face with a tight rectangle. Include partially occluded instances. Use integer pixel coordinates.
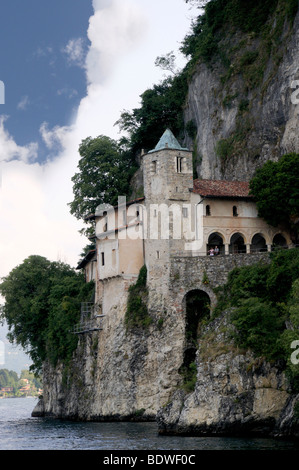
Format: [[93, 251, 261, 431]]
[[157, 312, 299, 437], [184, 11, 299, 181]]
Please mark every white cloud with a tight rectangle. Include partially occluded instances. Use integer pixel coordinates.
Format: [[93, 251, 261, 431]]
[[0, 116, 38, 163], [86, 0, 147, 85], [39, 122, 75, 151], [0, 0, 192, 282], [62, 38, 86, 68], [57, 87, 78, 99], [17, 95, 30, 111]]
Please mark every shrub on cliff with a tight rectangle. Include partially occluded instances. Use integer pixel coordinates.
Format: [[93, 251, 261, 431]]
[[214, 248, 299, 390], [125, 265, 152, 330], [250, 153, 299, 243]]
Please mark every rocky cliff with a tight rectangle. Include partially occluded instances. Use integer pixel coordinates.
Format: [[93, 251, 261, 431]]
[[184, 7, 299, 181], [157, 311, 299, 438], [33, 276, 185, 422]]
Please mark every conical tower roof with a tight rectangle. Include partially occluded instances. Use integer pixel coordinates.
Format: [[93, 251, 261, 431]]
[[148, 129, 188, 153]]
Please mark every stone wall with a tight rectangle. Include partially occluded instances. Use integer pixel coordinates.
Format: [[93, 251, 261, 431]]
[[168, 252, 271, 311]]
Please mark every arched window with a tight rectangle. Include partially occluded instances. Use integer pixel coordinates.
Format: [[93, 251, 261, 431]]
[[251, 233, 267, 252], [229, 233, 246, 254], [207, 232, 224, 255], [151, 160, 157, 173], [272, 234, 287, 250]]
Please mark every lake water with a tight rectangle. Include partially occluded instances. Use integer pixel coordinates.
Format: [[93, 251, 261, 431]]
[[1, 397, 299, 454]]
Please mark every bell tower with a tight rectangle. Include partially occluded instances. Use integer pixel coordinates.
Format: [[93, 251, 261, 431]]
[[143, 128, 193, 203], [142, 129, 194, 303]]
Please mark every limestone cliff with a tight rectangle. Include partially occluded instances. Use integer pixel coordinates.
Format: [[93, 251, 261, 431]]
[[184, 7, 299, 181], [33, 276, 185, 421], [157, 311, 299, 438]]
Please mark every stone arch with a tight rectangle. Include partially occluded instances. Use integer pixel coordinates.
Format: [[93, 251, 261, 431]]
[[272, 233, 288, 250], [229, 232, 246, 254], [251, 233, 267, 252], [207, 231, 225, 255], [180, 289, 211, 384]]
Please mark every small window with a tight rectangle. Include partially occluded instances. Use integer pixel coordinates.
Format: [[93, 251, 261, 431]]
[[112, 249, 116, 266], [176, 157, 183, 173], [233, 206, 238, 217], [122, 210, 126, 225], [182, 207, 188, 218], [156, 251, 160, 259], [206, 205, 211, 216], [101, 252, 105, 266], [152, 160, 157, 173], [136, 207, 140, 220], [103, 211, 108, 232], [154, 209, 157, 217]]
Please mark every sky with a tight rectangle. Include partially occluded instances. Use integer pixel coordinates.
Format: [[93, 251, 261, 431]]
[[0, 0, 198, 286]]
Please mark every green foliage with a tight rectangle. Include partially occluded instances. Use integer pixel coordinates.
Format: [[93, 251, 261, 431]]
[[180, 0, 283, 64], [125, 266, 152, 330], [0, 369, 42, 396], [184, 0, 298, 59], [115, 74, 189, 156], [231, 298, 285, 360], [0, 369, 19, 390], [0, 255, 94, 373], [249, 153, 299, 241], [214, 249, 299, 390], [180, 361, 197, 393], [69, 135, 137, 235], [215, 138, 234, 162]]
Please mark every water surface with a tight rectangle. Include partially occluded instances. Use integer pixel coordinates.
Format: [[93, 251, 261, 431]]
[[1, 397, 299, 451]]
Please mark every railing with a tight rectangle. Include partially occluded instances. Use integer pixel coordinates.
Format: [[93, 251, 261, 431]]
[[72, 314, 105, 335], [172, 244, 298, 258], [80, 302, 94, 317]]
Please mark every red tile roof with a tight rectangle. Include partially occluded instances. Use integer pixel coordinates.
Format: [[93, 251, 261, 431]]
[[193, 179, 252, 198]]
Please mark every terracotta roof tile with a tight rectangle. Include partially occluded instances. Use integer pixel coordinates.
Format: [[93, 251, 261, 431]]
[[193, 179, 252, 198]]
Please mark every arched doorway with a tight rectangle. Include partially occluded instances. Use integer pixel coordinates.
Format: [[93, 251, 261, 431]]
[[272, 234, 287, 250], [251, 233, 267, 252], [229, 233, 246, 254], [207, 232, 224, 255], [180, 290, 210, 390]]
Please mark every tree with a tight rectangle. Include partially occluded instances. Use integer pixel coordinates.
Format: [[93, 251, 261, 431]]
[[154, 51, 179, 76], [0, 255, 94, 373], [69, 135, 137, 236], [114, 75, 188, 155], [249, 153, 299, 242]]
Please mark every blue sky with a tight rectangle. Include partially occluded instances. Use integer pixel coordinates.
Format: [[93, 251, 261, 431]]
[[0, 1, 93, 161], [0, 0, 196, 280]]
